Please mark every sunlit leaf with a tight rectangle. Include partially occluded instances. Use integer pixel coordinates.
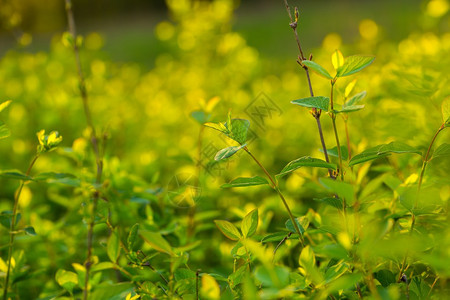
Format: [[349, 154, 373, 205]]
[[320, 178, 354, 206], [204, 122, 228, 134], [299, 246, 323, 284], [0, 122, 11, 140], [291, 96, 330, 111], [344, 79, 357, 98], [107, 230, 120, 262], [56, 269, 78, 294], [302, 60, 333, 79], [241, 209, 258, 238], [336, 55, 375, 77], [276, 156, 337, 180], [201, 274, 220, 300], [214, 144, 246, 161], [0, 100, 12, 113], [214, 220, 241, 241], [442, 97, 450, 125], [432, 143, 450, 159], [221, 176, 269, 188], [345, 91, 366, 106], [140, 230, 174, 255], [225, 119, 250, 145], [331, 50, 345, 70]]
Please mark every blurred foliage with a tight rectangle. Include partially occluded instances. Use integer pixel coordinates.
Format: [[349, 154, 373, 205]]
[[0, 0, 449, 299]]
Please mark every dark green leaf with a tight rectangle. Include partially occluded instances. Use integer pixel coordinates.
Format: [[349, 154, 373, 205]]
[[276, 156, 337, 180], [375, 270, 396, 287], [214, 144, 246, 161], [261, 232, 294, 243], [302, 60, 333, 79], [221, 176, 269, 188], [0, 170, 31, 181], [24, 226, 37, 236], [214, 220, 241, 241], [291, 96, 329, 111], [285, 218, 305, 235], [349, 142, 421, 166], [336, 55, 375, 77], [241, 209, 258, 238]]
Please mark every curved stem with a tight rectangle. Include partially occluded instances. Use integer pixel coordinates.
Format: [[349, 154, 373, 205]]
[[244, 147, 304, 245], [3, 155, 39, 300]]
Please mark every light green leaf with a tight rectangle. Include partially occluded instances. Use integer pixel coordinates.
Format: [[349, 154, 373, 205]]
[[349, 142, 421, 166], [91, 262, 116, 273], [0, 100, 12, 113], [432, 143, 450, 160], [320, 178, 354, 206], [314, 197, 343, 210], [56, 269, 78, 294], [442, 97, 450, 125], [320, 146, 348, 161], [214, 144, 246, 161], [221, 176, 269, 188], [276, 156, 337, 180], [214, 220, 241, 241], [336, 55, 375, 77], [241, 209, 258, 238], [107, 230, 120, 262], [302, 60, 333, 79], [345, 91, 366, 106], [335, 104, 365, 113], [89, 282, 134, 300], [291, 96, 330, 111], [204, 122, 228, 134], [127, 223, 139, 251], [327, 273, 362, 294], [299, 246, 323, 284], [0, 122, 11, 140], [140, 230, 174, 255]]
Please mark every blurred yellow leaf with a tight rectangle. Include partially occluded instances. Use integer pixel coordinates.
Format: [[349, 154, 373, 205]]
[[201, 274, 220, 299], [331, 50, 344, 71]]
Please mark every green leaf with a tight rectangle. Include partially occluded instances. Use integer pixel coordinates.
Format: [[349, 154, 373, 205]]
[[140, 230, 174, 255], [349, 142, 421, 166], [299, 246, 323, 284], [0, 122, 11, 140], [314, 197, 344, 210], [221, 176, 269, 188], [345, 91, 366, 106], [225, 119, 250, 145], [276, 156, 337, 180], [0, 100, 12, 113], [34, 172, 80, 186], [90, 282, 134, 300], [24, 226, 36, 236], [107, 230, 120, 262], [261, 232, 294, 243], [214, 144, 246, 161], [327, 273, 362, 294], [204, 122, 228, 134], [320, 146, 348, 161], [214, 220, 241, 241], [254, 265, 290, 288], [56, 269, 78, 294], [285, 218, 305, 235], [320, 178, 354, 206], [335, 104, 365, 113], [336, 55, 375, 77], [91, 262, 116, 273], [291, 96, 330, 111], [302, 60, 333, 79], [432, 143, 450, 159], [127, 223, 139, 251], [241, 209, 258, 238], [442, 97, 450, 125], [191, 110, 211, 124], [228, 264, 247, 289], [0, 170, 31, 181], [375, 270, 396, 287], [201, 274, 221, 300]]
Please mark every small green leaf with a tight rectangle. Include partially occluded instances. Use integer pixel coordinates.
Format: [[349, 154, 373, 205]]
[[214, 144, 246, 161], [442, 97, 450, 125], [320, 178, 354, 206], [320, 146, 349, 161], [349, 142, 421, 166], [336, 55, 375, 77], [285, 218, 305, 235], [140, 230, 174, 255], [0, 122, 11, 140], [241, 209, 258, 238], [291, 96, 330, 111], [90, 262, 116, 273], [0, 100, 12, 113], [24, 226, 36, 236], [56, 269, 78, 294], [228, 264, 247, 289], [432, 143, 450, 160], [225, 119, 250, 145], [276, 156, 337, 180], [344, 91, 366, 106], [302, 60, 333, 79], [107, 230, 120, 262], [335, 104, 365, 113], [127, 223, 139, 251], [0, 171, 32, 181], [214, 220, 242, 241], [191, 111, 211, 124], [221, 176, 269, 188]]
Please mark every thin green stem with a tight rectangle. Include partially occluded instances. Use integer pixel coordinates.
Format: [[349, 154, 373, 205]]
[[64, 1, 104, 299], [244, 147, 304, 245], [330, 81, 344, 181], [3, 154, 39, 300]]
